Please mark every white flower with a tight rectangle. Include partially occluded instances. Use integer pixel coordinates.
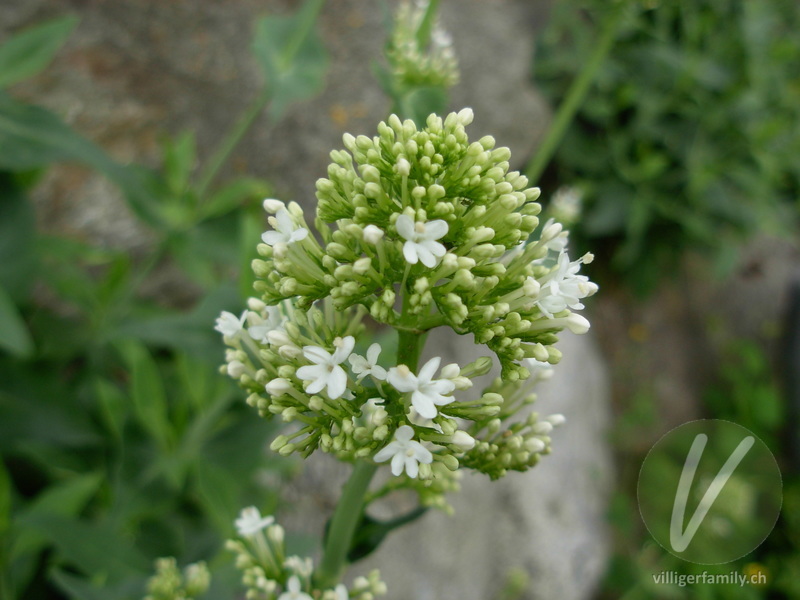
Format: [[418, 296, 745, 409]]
[[540, 217, 570, 253], [374, 425, 433, 478], [333, 584, 349, 600], [535, 250, 598, 317], [284, 556, 313, 577], [262, 198, 286, 213], [450, 430, 476, 452], [248, 305, 285, 343], [348, 343, 387, 382], [523, 357, 554, 381], [387, 357, 455, 419], [296, 336, 355, 399], [262, 209, 309, 246], [235, 506, 274, 537], [396, 214, 448, 268], [278, 576, 312, 600], [215, 310, 246, 338]]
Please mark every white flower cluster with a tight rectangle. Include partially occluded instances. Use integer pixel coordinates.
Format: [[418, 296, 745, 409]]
[[219, 109, 596, 485], [227, 507, 386, 600]]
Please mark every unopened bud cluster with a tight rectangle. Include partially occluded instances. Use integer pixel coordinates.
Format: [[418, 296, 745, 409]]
[[219, 109, 596, 494], [228, 507, 386, 600]]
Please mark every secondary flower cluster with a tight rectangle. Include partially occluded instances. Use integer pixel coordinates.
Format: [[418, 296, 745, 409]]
[[219, 109, 596, 489], [385, 0, 459, 90], [143, 557, 210, 600], [228, 507, 386, 600]]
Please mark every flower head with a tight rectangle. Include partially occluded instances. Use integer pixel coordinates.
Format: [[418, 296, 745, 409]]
[[262, 209, 309, 246], [374, 425, 433, 478], [235, 506, 274, 537], [296, 336, 355, 399], [396, 214, 448, 268], [215, 310, 246, 338], [348, 343, 387, 382], [387, 356, 455, 419], [248, 305, 286, 343]]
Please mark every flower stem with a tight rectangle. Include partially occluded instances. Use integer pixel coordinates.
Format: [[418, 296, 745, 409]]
[[315, 460, 378, 589], [524, 4, 625, 184]]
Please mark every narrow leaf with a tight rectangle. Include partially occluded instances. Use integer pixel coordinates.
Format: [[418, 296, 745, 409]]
[[0, 16, 79, 88], [0, 286, 33, 358]]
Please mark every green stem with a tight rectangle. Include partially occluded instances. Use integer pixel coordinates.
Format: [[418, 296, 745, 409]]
[[524, 5, 625, 184], [415, 0, 441, 48], [196, 87, 271, 199], [315, 461, 378, 589]]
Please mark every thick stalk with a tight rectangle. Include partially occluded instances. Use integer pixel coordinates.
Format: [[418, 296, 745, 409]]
[[315, 302, 425, 589], [524, 5, 625, 184], [315, 460, 378, 588]]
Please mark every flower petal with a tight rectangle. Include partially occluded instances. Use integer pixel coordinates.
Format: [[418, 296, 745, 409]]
[[303, 346, 332, 364], [395, 424, 414, 442], [390, 452, 405, 476], [396, 214, 415, 241], [370, 365, 387, 381], [423, 219, 448, 240], [418, 357, 441, 383], [262, 231, 286, 246], [366, 343, 382, 364], [420, 239, 446, 258], [412, 442, 433, 464], [374, 442, 401, 462], [411, 391, 438, 419], [326, 365, 348, 399], [387, 368, 418, 392], [403, 241, 419, 265], [404, 456, 419, 479], [416, 245, 436, 268], [331, 336, 356, 363]]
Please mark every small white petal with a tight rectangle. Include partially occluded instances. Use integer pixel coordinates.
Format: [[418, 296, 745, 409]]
[[403, 241, 419, 265], [423, 219, 448, 240], [326, 366, 348, 399], [396, 214, 415, 240]]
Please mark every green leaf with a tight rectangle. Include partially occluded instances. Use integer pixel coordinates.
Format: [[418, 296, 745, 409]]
[[92, 378, 127, 440], [0, 173, 37, 301], [11, 472, 104, 561], [162, 131, 196, 196], [22, 514, 148, 581], [193, 462, 240, 534], [199, 176, 270, 221], [0, 459, 10, 536], [0, 16, 79, 89], [0, 286, 33, 358], [116, 341, 172, 451], [0, 93, 166, 227], [252, 0, 329, 119]]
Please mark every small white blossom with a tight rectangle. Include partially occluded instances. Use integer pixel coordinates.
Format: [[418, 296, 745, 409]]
[[396, 214, 448, 268], [215, 310, 246, 338], [284, 556, 313, 578], [265, 378, 293, 396], [248, 305, 285, 343], [348, 343, 387, 382], [333, 584, 349, 600], [278, 576, 312, 600], [374, 425, 433, 478], [535, 250, 598, 317], [363, 224, 385, 244], [523, 357, 554, 381], [235, 506, 274, 537], [262, 209, 309, 246], [450, 430, 476, 452], [387, 356, 456, 419], [296, 336, 355, 399], [540, 217, 570, 252], [227, 360, 246, 378]]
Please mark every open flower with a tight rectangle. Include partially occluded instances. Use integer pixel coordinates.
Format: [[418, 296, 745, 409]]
[[396, 214, 448, 268], [278, 576, 312, 600], [215, 310, 246, 338], [296, 336, 355, 399], [235, 506, 274, 537], [248, 305, 285, 343], [262, 209, 309, 246], [535, 250, 598, 317], [387, 356, 455, 419], [374, 425, 433, 478], [349, 343, 387, 382]]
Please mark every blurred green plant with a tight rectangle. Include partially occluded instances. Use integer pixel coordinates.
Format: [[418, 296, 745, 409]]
[[0, 2, 330, 598], [601, 339, 797, 599], [532, 0, 800, 291]]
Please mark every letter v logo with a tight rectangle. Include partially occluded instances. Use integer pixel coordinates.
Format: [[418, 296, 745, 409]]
[[669, 433, 755, 553]]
